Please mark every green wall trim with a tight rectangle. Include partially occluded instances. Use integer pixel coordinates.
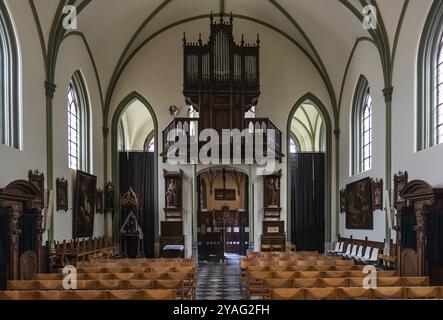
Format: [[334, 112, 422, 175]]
[[28, 0, 47, 67], [286, 93, 333, 245], [110, 91, 159, 243]]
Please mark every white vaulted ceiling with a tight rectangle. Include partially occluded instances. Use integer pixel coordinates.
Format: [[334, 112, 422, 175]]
[[32, 0, 409, 115]]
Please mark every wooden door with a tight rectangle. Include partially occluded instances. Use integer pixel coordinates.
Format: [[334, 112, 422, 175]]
[[223, 210, 242, 254]]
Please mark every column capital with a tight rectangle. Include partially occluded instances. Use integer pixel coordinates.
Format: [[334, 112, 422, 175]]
[[383, 86, 394, 103], [45, 81, 57, 98]]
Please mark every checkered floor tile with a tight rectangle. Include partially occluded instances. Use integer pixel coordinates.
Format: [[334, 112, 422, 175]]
[[196, 256, 245, 300]]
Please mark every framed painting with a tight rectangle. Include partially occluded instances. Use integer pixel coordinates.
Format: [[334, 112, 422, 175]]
[[394, 171, 408, 206], [340, 189, 347, 213], [346, 177, 373, 230], [73, 170, 97, 238], [372, 179, 383, 211], [96, 188, 103, 214], [56, 178, 68, 212], [214, 189, 236, 201]]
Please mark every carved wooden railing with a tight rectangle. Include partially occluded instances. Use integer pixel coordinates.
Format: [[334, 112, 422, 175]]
[[161, 117, 283, 162]]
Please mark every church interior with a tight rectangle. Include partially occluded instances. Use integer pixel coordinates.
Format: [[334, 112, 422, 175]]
[[1, 0, 443, 302]]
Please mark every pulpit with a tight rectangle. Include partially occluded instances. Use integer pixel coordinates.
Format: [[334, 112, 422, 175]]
[[0, 180, 44, 290]]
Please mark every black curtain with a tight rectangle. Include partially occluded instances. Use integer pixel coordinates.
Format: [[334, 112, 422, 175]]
[[19, 215, 38, 255], [426, 211, 443, 262], [119, 151, 155, 258], [290, 152, 325, 252], [401, 213, 417, 250], [0, 215, 9, 267]]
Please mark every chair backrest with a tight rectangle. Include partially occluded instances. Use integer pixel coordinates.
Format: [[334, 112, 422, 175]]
[[405, 287, 439, 299], [335, 259, 354, 266], [320, 278, 348, 288], [362, 247, 372, 259], [264, 279, 292, 289], [38, 291, 70, 300], [106, 290, 143, 300], [338, 287, 372, 300], [38, 280, 65, 290], [349, 245, 358, 256], [274, 271, 297, 279], [96, 280, 123, 290], [304, 288, 337, 300], [248, 271, 274, 282], [298, 271, 321, 278], [369, 248, 379, 261], [325, 271, 347, 278], [355, 246, 364, 258], [293, 278, 319, 288], [270, 288, 303, 300], [403, 277, 429, 287], [7, 280, 37, 291], [378, 277, 403, 287], [0, 291, 37, 300], [372, 287, 404, 299], [333, 242, 340, 251], [143, 289, 176, 300], [70, 290, 105, 300]]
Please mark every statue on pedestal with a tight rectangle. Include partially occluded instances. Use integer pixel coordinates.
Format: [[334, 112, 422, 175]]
[[267, 178, 280, 207], [166, 179, 178, 207]]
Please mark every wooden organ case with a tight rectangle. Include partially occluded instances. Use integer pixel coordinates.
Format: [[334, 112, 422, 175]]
[[0, 180, 44, 290], [183, 13, 260, 133]]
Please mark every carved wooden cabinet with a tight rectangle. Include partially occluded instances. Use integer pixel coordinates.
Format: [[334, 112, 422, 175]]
[[396, 180, 443, 284], [0, 180, 44, 290]]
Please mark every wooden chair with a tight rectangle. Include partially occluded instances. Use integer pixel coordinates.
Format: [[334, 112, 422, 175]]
[[113, 273, 139, 281], [304, 288, 337, 300], [324, 271, 347, 278], [292, 278, 319, 288], [106, 290, 143, 300], [348, 277, 365, 287], [0, 291, 37, 300], [378, 270, 398, 277], [246, 272, 274, 299], [347, 270, 364, 278], [274, 271, 297, 279], [405, 287, 439, 299], [270, 266, 289, 272], [320, 278, 348, 288], [155, 280, 185, 300], [35, 274, 63, 281], [96, 280, 123, 290], [38, 280, 65, 290], [298, 271, 321, 278], [7, 280, 37, 291], [277, 260, 292, 268], [271, 244, 284, 252], [141, 272, 167, 280], [296, 260, 312, 267], [334, 265, 353, 271], [247, 266, 268, 272], [126, 280, 155, 290], [290, 266, 311, 272], [403, 277, 429, 287], [372, 287, 404, 300], [263, 279, 292, 299], [270, 288, 303, 300], [314, 265, 332, 272], [143, 289, 177, 300], [338, 287, 372, 300], [335, 259, 354, 266], [70, 290, 105, 300], [378, 277, 403, 287], [259, 260, 275, 268], [85, 273, 114, 280], [38, 291, 70, 300], [76, 280, 97, 290]]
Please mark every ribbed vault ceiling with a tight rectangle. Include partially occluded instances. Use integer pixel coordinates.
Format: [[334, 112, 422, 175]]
[[30, 0, 410, 121]]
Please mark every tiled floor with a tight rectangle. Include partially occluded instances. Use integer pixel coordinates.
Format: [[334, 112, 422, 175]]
[[196, 255, 245, 300]]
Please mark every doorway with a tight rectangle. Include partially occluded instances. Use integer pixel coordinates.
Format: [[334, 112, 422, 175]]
[[197, 168, 249, 261]]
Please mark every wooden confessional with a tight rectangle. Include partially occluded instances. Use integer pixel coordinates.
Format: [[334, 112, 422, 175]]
[[0, 180, 44, 290], [395, 180, 443, 284]]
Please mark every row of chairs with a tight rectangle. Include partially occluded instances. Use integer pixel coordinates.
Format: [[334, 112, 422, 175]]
[[49, 237, 116, 269], [330, 242, 382, 265], [8, 279, 191, 300], [55, 265, 196, 275], [248, 251, 321, 258], [34, 271, 194, 281], [269, 287, 443, 300], [76, 258, 195, 269], [246, 270, 397, 280], [0, 289, 176, 300], [244, 265, 364, 272], [241, 259, 356, 268]]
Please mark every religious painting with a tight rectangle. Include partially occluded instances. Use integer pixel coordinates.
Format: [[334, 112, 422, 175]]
[[96, 188, 104, 214], [372, 179, 383, 211], [28, 170, 44, 206], [104, 181, 115, 212], [394, 171, 408, 206], [214, 189, 236, 201], [73, 170, 97, 238], [56, 178, 68, 212], [346, 178, 373, 230], [340, 189, 347, 213]]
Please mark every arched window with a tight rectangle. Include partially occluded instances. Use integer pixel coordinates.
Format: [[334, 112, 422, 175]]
[[352, 75, 372, 174], [144, 131, 155, 153], [0, 2, 20, 149], [67, 71, 90, 171], [417, 1, 443, 150]]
